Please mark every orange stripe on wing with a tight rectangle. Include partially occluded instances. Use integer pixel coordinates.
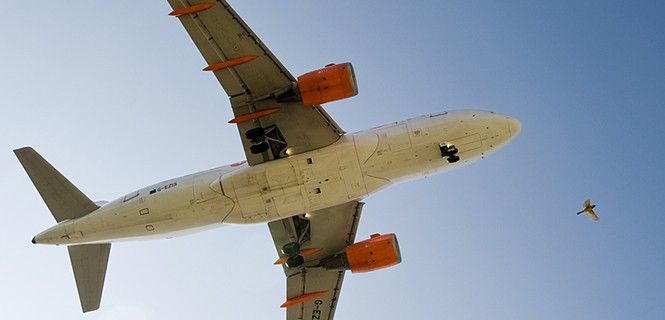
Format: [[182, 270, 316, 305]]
[[203, 55, 258, 71], [280, 291, 327, 308], [229, 108, 281, 124], [169, 3, 215, 17]]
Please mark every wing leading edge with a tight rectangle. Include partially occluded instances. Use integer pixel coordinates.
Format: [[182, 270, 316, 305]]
[[268, 201, 364, 320], [167, 0, 344, 165]]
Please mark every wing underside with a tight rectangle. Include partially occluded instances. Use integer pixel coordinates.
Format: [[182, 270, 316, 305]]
[[268, 201, 364, 320], [585, 209, 599, 221], [167, 0, 344, 165]]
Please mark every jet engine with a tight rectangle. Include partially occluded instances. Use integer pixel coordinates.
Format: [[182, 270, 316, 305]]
[[297, 63, 358, 106], [321, 233, 401, 273]]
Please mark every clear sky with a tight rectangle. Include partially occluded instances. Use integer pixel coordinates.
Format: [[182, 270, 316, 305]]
[[2, 1, 664, 319]]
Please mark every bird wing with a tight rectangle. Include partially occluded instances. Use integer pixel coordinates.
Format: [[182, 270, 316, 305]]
[[583, 199, 591, 209], [584, 208, 599, 221]]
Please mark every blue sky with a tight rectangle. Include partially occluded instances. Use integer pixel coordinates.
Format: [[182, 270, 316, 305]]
[[2, 1, 664, 319]]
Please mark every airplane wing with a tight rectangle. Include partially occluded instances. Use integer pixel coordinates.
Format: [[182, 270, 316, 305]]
[[268, 201, 364, 320], [167, 0, 344, 165]]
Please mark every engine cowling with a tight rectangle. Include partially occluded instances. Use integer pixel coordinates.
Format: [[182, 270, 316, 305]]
[[322, 233, 402, 273], [297, 63, 358, 106], [346, 233, 401, 273]]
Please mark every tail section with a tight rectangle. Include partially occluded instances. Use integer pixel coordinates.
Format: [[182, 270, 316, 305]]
[[13, 147, 98, 222], [68, 244, 111, 312], [14, 146, 110, 312]]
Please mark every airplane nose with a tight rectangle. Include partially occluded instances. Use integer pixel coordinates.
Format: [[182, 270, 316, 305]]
[[31, 236, 36, 244], [507, 117, 521, 137]]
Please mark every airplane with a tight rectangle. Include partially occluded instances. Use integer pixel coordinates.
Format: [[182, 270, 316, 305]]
[[14, 1, 521, 318], [577, 199, 599, 221]]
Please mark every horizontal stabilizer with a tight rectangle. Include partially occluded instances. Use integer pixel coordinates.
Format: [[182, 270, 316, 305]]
[[14, 147, 98, 222], [68, 244, 111, 312]]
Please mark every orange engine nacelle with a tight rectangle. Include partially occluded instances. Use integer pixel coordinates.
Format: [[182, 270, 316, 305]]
[[345, 233, 402, 273], [297, 63, 358, 106]]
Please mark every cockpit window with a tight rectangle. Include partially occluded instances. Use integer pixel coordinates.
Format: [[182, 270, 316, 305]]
[[429, 111, 448, 117], [123, 191, 139, 202]]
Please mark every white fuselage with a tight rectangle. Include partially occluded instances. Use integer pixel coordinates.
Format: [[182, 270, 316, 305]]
[[33, 110, 520, 245]]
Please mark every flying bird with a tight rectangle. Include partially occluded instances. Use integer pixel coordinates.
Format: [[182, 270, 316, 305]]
[[577, 199, 599, 221]]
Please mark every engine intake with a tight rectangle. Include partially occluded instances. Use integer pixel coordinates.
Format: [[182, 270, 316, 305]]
[[297, 63, 358, 106], [322, 233, 402, 273]]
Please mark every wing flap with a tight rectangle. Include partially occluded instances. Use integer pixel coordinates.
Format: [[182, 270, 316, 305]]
[[170, 0, 292, 97], [286, 269, 345, 320]]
